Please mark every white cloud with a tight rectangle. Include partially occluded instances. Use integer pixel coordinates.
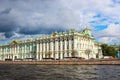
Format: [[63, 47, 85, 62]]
[[97, 23, 120, 44]]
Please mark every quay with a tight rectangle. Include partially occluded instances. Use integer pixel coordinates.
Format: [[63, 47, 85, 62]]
[[0, 59, 120, 65]]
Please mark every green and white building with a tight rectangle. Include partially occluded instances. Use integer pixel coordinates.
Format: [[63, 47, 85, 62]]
[[0, 28, 103, 61]]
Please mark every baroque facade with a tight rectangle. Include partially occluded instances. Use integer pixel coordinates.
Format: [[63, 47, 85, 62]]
[[0, 28, 103, 61]]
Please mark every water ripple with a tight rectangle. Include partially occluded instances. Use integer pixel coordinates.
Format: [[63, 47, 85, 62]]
[[0, 65, 120, 80]]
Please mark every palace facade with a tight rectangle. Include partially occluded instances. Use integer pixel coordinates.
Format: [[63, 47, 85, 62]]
[[0, 28, 103, 61]]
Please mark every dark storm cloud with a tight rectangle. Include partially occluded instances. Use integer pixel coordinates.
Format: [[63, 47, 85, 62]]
[[1, 8, 12, 14], [4, 32, 14, 38], [19, 25, 64, 35], [0, 22, 18, 32], [0, 0, 80, 40], [0, 0, 62, 39]]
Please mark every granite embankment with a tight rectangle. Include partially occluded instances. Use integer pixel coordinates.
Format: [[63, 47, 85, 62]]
[[0, 59, 120, 65]]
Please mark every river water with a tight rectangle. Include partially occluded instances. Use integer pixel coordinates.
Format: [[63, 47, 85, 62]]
[[0, 65, 119, 80]]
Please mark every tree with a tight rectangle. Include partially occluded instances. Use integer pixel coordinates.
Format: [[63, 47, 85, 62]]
[[101, 44, 117, 58], [100, 44, 108, 56], [118, 45, 120, 51]]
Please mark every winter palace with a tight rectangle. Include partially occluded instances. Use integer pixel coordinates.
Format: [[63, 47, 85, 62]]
[[0, 28, 103, 61]]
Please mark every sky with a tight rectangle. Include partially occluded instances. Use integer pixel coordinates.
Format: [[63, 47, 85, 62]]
[[0, 0, 120, 44]]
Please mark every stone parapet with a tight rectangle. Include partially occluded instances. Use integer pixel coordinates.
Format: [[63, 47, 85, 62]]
[[0, 59, 120, 65]]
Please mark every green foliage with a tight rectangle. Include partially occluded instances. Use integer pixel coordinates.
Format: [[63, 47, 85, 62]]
[[118, 46, 120, 51], [101, 44, 117, 57]]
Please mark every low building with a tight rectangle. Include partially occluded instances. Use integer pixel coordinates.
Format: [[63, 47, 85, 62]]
[[117, 51, 120, 58], [0, 28, 103, 61]]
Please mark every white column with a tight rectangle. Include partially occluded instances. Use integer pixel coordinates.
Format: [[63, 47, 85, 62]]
[[55, 41, 59, 59], [23, 44, 25, 58], [36, 43, 38, 60], [51, 41, 54, 58], [64, 40, 67, 57], [21, 45, 24, 58], [69, 40, 72, 57], [37, 43, 40, 60], [43, 43, 45, 58], [60, 40, 63, 59], [47, 42, 49, 52], [10, 46, 12, 58], [39, 43, 42, 60], [4, 47, 6, 59], [30, 44, 32, 58], [40, 43, 42, 60], [74, 38, 77, 50], [17, 45, 19, 58]]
